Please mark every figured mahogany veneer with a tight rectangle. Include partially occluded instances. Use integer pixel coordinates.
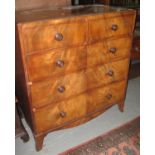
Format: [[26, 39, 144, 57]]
[[16, 5, 136, 151], [30, 59, 129, 108], [24, 20, 88, 53], [34, 80, 126, 133], [27, 37, 131, 82], [16, 0, 71, 10], [27, 46, 87, 81], [89, 14, 135, 42]]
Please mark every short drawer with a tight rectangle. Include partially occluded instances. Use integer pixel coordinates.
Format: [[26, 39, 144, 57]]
[[87, 36, 132, 67], [33, 80, 126, 133], [30, 59, 129, 108], [24, 21, 87, 53], [89, 15, 135, 42], [27, 46, 87, 82], [87, 80, 126, 113]]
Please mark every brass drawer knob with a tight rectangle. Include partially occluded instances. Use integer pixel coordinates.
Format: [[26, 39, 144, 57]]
[[60, 111, 66, 118], [56, 59, 64, 67], [107, 70, 114, 76], [106, 93, 112, 100], [58, 86, 65, 93], [55, 33, 63, 41], [109, 47, 117, 54], [111, 24, 118, 31]]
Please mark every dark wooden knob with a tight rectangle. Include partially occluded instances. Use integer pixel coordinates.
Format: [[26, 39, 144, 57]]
[[60, 111, 66, 118], [56, 60, 64, 67], [109, 48, 117, 54], [111, 24, 118, 31], [55, 33, 63, 41], [106, 93, 112, 100], [107, 70, 114, 76], [58, 86, 65, 93]]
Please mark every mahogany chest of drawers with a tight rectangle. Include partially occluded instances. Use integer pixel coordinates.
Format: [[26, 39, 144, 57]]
[[15, 5, 136, 151]]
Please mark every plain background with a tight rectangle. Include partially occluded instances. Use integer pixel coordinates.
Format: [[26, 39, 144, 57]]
[[0, 1, 154, 155]]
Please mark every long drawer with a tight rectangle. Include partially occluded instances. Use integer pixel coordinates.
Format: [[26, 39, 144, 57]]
[[33, 80, 126, 133], [27, 37, 131, 82], [30, 59, 129, 108]]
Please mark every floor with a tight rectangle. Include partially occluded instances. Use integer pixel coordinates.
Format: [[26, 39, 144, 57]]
[[15, 77, 140, 155]]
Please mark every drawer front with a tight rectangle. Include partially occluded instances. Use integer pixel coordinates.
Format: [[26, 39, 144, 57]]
[[87, 80, 126, 113], [31, 71, 87, 108], [27, 46, 87, 82], [89, 15, 135, 42], [87, 37, 132, 67], [27, 37, 131, 82], [30, 59, 129, 108], [34, 80, 126, 133], [24, 21, 87, 53]]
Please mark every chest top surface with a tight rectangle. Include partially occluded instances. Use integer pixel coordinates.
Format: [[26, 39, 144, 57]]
[[16, 5, 134, 23]]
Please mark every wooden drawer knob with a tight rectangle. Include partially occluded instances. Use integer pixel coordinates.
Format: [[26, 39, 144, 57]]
[[55, 33, 63, 41], [107, 70, 114, 76], [111, 24, 118, 31], [58, 86, 65, 93], [109, 48, 117, 54], [60, 111, 66, 118], [56, 59, 64, 67], [106, 93, 112, 100]]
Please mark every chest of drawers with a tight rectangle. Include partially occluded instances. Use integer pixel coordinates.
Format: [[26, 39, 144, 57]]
[[15, 5, 136, 151]]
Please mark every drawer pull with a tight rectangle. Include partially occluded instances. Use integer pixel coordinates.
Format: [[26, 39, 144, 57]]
[[58, 86, 65, 93], [56, 60, 64, 67], [106, 93, 112, 100], [111, 24, 118, 31], [55, 33, 63, 41], [109, 48, 117, 54], [107, 70, 114, 76], [60, 111, 66, 118]]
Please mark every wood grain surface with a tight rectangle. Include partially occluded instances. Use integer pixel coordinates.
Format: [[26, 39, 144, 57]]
[[15, 5, 136, 151], [89, 14, 135, 42], [30, 59, 129, 108], [23, 21, 88, 53], [33, 80, 126, 133], [27, 36, 131, 82], [27, 46, 87, 81], [16, 0, 71, 10]]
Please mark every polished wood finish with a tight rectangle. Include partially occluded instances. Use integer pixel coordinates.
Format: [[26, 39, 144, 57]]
[[89, 14, 135, 42], [24, 20, 87, 53], [15, 5, 135, 23], [34, 134, 45, 151], [30, 59, 129, 108], [16, 0, 71, 10], [97, 0, 140, 79], [16, 5, 136, 151], [87, 36, 132, 67], [27, 37, 131, 82], [27, 46, 87, 81], [33, 81, 126, 133]]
